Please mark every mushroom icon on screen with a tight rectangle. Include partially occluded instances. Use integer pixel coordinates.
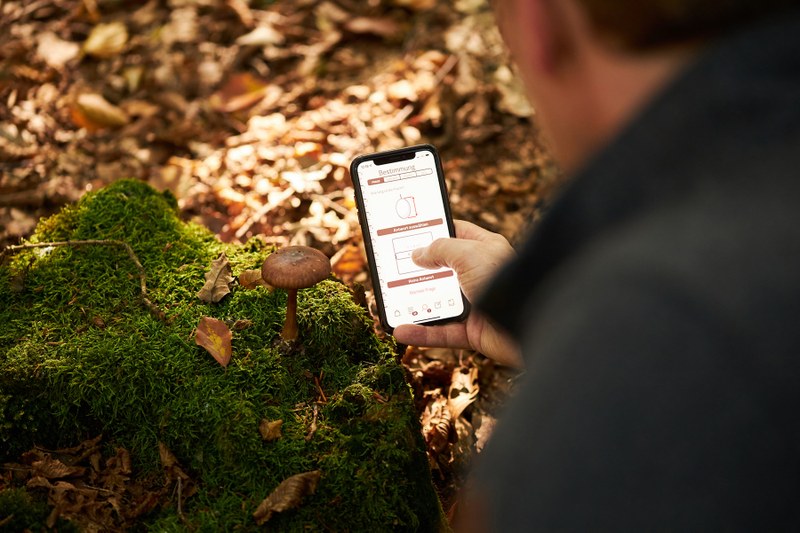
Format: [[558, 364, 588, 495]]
[[261, 246, 332, 341], [395, 194, 417, 219]]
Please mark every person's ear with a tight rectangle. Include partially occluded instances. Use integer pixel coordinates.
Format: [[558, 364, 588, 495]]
[[510, 0, 575, 75]]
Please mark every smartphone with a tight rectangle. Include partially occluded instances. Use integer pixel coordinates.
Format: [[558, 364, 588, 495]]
[[350, 144, 469, 333]]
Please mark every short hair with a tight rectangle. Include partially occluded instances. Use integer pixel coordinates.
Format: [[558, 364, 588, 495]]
[[577, 0, 797, 49]]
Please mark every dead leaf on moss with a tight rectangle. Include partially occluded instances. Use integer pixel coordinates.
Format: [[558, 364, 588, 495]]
[[197, 252, 234, 303], [259, 419, 283, 442], [195, 316, 232, 367], [238, 268, 270, 289], [253, 470, 321, 525], [233, 318, 254, 331]]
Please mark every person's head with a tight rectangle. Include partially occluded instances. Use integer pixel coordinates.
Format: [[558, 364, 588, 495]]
[[492, 0, 795, 172]]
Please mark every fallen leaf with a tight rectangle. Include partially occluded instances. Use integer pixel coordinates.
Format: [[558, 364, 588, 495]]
[[330, 243, 366, 282], [448, 365, 479, 419], [195, 316, 232, 367], [83, 21, 128, 58], [232, 318, 254, 331], [31, 457, 86, 479], [421, 391, 451, 454], [72, 93, 130, 131], [473, 411, 496, 453], [344, 17, 400, 39], [236, 25, 285, 46], [197, 252, 234, 303], [259, 419, 283, 441], [37, 32, 80, 69], [253, 470, 321, 525], [210, 72, 271, 113], [238, 269, 270, 289]]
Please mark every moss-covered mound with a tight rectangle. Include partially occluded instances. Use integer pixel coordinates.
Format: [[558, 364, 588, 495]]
[[0, 180, 443, 531]]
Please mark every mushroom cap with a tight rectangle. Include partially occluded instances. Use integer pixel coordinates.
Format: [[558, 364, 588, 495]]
[[261, 246, 331, 290]]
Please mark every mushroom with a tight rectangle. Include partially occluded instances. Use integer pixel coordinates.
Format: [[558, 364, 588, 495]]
[[261, 246, 331, 341]]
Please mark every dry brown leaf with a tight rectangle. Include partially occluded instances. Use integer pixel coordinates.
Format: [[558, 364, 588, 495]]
[[253, 470, 321, 525], [37, 32, 80, 69], [331, 243, 366, 282], [448, 365, 479, 419], [195, 316, 232, 367], [83, 21, 128, 58], [259, 419, 283, 441], [210, 72, 271, 113], [344, 17, 400, 39], [473, 411, 496, 453], [421, 392, 451, 454], [232, 319, 254, 331], [197, 252, 234, 303], [32, 457, 86, 479], [72, 93, 130, 131], [236, 25, 285, 46], [158, 442, 178, 470], [238, 269, 271, 289]]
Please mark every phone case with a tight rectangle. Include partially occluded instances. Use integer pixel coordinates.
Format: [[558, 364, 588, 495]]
[[350, 144, 470, 333]]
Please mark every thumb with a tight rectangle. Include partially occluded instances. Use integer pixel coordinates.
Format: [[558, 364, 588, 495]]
[[411, 245, 440, 269], [412, 238, 474, 271]]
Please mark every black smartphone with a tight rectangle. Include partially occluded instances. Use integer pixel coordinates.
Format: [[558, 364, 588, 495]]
[[350, 144, 469, 333]]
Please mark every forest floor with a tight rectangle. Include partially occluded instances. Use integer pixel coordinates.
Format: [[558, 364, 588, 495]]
[[0, 0, 560, 520]]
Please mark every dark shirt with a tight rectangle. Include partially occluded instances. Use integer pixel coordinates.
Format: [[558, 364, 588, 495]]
[[475, 9, 800, 531]]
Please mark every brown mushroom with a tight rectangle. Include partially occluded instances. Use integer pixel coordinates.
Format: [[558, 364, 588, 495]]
[[261, 246, 331, 341]]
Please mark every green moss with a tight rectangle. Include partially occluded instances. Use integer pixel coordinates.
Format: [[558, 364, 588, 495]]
[[0, 180, 444, 531]]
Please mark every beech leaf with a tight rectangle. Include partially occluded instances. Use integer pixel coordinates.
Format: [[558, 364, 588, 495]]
[[197, 252, 234, 303], [238, 269, 271, 290], [195, 316, 232, 367], [259, 419, 283, 442], [253, 470, 321, 525]]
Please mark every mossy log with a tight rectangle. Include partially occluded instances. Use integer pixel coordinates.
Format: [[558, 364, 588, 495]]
[[0, 180, 444, 531]]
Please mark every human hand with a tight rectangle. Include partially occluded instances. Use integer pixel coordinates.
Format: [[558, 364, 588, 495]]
[[393, 220, 523, 368]]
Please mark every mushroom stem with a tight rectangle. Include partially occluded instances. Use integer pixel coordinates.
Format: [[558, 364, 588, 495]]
[[282, 288, 299, 341]]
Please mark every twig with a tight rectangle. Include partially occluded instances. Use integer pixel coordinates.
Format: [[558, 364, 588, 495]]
[[0, 240, 167, 322], [177, 477, 184, 521], [305, 404, 319, 442], [313, 374, 327, 403]]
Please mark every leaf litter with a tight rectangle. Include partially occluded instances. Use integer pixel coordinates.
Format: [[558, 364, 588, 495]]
[[0, 0, 557, 524]]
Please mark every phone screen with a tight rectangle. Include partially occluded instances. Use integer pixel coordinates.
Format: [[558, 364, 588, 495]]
[[353, 145, 467, 330]]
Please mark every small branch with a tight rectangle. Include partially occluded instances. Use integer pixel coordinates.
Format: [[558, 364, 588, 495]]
[[1, 240, 167, 322], [305, 404, 319, 442]]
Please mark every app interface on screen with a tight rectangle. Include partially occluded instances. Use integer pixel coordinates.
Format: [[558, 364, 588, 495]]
[[357, 149, 465, 329]]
